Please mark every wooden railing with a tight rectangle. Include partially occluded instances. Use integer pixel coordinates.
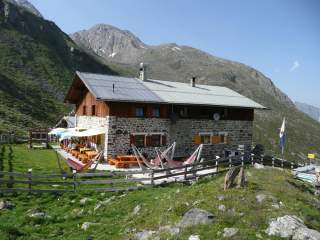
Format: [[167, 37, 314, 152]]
[[0, 154, 300, 194]]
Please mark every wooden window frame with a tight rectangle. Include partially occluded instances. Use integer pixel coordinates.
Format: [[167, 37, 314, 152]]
[[152, 107, 160, 118], [135, 107, 145, 118], [199, 132, 212, 145], [218, 132, 228, 144], [131, 132, 166, 147]]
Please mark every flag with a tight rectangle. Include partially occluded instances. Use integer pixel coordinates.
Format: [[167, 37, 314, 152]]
[[279, 118, 286, 154]]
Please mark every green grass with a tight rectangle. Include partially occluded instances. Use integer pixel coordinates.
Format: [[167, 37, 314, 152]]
[[0, 144, 320, 239]]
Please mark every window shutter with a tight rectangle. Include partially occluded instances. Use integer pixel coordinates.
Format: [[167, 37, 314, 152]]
[[161, 135, 167, 146], [193, 135, 201, 144], [212, 135, 220, 144], [130, 135, 135, 145]]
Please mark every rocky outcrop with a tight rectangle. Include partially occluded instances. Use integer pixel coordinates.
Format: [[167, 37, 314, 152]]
[[266, 215, 320, 240]]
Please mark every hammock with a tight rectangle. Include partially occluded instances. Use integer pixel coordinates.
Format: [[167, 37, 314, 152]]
[[66, 151, 103, 172], [131, 142, 176, 170], [163, 144, 203, 168]]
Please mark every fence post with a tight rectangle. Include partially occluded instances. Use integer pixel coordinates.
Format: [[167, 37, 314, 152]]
[[291, 162, 293, 169], [151, 171, 154, 186], [281, 159, 284, 168], [72, 170, 77, 192], [241, 155, 244, 167], [215, 159, 219, 172], [272, 157, 275, 168], [28, 168, 32, 194], [229, 157, 232, 169], [251, 154, 254, 166], [184, 165, 187, 180], [261, 155, 264, 165]]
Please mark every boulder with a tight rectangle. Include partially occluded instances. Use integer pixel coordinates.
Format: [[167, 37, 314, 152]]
[[81, 222, 97, 231], [293, 227, 320, 240], [0, 200, 15, 210], [218, 204, 226, 211], [224, 166, 241, 190], [266, 215, 320, 239], [254, 163, 264, 169], [134, 230, 157, 240], [189, 235, 200, 240], [223, 228, 239, 238], [178, 208, 214, 228], [79, 198, 91, 205], [159, 225, 180, 236], [236, 167, 246, 187], [256, 194, 267, 203], [133, 205, 141, 215], [28, 210, 50, 220]]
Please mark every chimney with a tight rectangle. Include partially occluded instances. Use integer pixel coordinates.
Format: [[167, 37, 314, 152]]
[[190, 77, 196, 87], [139, 62, 147, 81]]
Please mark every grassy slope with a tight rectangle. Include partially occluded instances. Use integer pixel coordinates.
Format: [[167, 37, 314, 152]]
[[0, 145, 319, 240], [0, 0, 117, 135]]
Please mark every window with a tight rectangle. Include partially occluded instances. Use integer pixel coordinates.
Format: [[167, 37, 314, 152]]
[[83, 106, 86, 115], [130, 133, 166, 148], [134, 135, 145, 147], [149, 134, 161, 147], [92, 105, 96, 116], [152, 108, 160, 118], [135, 107, 145, 117], [194, 132, 229, 145], [179, 107, 188, 117], [200, 134, 211, 144], [219, 132, 228, 144]]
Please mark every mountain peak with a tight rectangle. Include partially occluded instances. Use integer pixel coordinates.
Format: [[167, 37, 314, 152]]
[[5, 0, 42, 18]]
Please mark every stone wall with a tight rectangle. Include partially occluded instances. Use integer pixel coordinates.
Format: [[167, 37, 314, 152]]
[[106, 116, 171, 158], [171, 119, 253, 159], [76, 115, 253, 161]]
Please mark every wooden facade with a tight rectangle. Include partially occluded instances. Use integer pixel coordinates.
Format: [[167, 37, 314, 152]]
[[67, 75, 254, 121]]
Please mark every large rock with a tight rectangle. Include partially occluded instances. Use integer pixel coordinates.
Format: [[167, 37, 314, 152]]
[[223, 228, 239, 238], [293, 227, 320, 240], [189, 235, 200, 240], [224, 166, 241, 190], [254, 163, 264, 169], [134, 230, 157, 240], [178, 208, 214, 228], [0, 200, 15, 210], [266, 215, 320, 239]]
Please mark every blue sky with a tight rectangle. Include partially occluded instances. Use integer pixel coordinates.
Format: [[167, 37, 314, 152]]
[[29, 0, 320, 108]]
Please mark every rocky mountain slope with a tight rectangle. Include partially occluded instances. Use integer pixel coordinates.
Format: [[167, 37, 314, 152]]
[[295, 102, 320, 122], [71, 24, 320, 160], [5, 0, 42, 17], [0, 0, 117, 135]]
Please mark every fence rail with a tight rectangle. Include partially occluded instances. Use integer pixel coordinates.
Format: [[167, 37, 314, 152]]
[[0, 154, 300, 194]]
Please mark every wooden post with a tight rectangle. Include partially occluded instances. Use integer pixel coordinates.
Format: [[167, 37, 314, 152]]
[[261, 155, 264, 165], [272, 157, 275, 167], [251, 154, 254, 166], [151, 171, 154, 186], [229, 157, 232, 169], [72, 170, 77, 192], [28, 168, 32, 194], [291, 162, 293, 169], [281, 159, 284, 168], [215, 159, 218, 172], [184, 165, 188, 180], [241, 155, 244, 167]]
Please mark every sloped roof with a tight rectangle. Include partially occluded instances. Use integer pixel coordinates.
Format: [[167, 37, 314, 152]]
[[72, 71, 265, 109]]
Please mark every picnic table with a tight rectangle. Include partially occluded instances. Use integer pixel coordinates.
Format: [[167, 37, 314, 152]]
[[79, 147, 92, 154], [86, 150, 98, 159], [109, 155, 141, 168]]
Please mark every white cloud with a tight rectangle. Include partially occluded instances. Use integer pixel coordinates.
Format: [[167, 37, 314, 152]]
[[289, 60, 300, 72]]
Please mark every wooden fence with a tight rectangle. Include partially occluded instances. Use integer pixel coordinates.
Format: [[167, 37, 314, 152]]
[[0, 154, 300, 194]]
